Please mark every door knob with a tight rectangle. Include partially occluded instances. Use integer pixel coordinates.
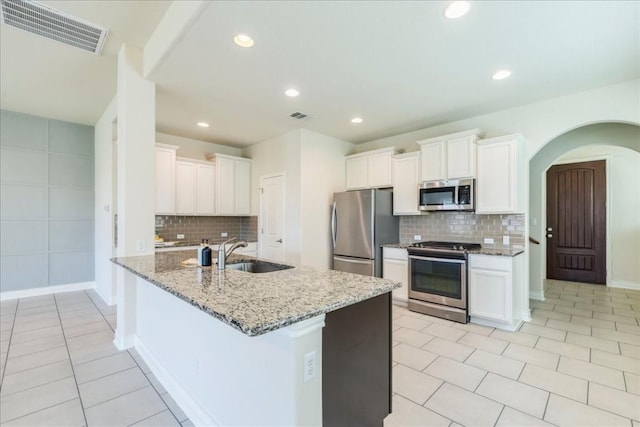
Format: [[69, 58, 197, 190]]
[[276, 239, 283, 243], [546, 234, 553, 238], [546, 227, 553, 232]]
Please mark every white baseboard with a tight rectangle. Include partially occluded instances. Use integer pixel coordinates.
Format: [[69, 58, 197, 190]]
[[609, 281, 640, 291], [529, 291, 545, 301], [135, 337, 220, 427], [0, 281, 96, 301], [94, 284, 115, 306]]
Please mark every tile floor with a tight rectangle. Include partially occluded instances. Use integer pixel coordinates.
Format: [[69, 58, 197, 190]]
[[0, 279, 638, 426]]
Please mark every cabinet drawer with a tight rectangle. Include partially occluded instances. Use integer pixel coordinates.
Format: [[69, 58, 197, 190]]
[[383, 247, 407, 261], [469, 254, 511, 272]]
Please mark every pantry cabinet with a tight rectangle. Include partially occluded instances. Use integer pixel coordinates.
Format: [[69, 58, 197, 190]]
[[212, 154, 251, 215], [155, 144, 178, 214], [476, 134, 524, 214], [345, 147, 396, 190], [417, 129, 484, 181], [391, 152, 420, 215], [468, 253, 525, 331], [382, 247, 409, 305]]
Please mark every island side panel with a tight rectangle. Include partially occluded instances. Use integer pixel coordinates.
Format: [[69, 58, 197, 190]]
[[322, 292, 392, 427]]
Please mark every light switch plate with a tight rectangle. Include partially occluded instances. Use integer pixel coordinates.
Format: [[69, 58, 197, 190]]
[[413, 235, 422, 241], [483, 237, 495, 244], [177, 234, 185, 239], [503, 236, 510, 245]]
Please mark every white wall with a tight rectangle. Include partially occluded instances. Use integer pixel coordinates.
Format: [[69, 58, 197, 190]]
[[156, 132, 242, 159], [94, 97, 118, 304], [299, 129, 353, 270]]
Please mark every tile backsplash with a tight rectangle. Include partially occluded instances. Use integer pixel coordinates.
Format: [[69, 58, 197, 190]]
[[399, 212, 525, 248], [155, 216, 258, 245]]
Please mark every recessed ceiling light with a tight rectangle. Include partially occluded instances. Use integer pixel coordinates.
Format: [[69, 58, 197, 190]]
[[351, 117, 363, 124], [233, 34, 254, 48], [444, 1, 471, 19], [492, 70, 512, 80], [285, 88, 300, 97], [197, 122, 210, 128]]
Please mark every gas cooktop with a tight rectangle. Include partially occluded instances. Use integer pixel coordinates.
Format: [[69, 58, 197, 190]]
[[409, 241, 482, 252]]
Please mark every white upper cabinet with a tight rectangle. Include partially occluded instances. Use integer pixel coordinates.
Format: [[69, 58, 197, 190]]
[[476, 134, 524, 214], [391, 152, 420, 215], [195, 163, 215, 215], [345, 147, 396, 190], [175, 160, 197, 214], [155, 144, 178, 214], [213, 154, 252, 216], [417, 129, 484, 181]]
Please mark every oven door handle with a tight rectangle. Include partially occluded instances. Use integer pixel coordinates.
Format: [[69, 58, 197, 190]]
[[409, 255, 466, 264]]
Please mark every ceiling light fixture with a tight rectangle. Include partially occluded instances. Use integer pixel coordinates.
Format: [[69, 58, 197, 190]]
[[197, 122, 210, 128], [444, 1, 471, 19], [233, 34, 254, 48], [351, 117, 363, 124], [285, 88, 300, 97], [491, 70, 512, 80]]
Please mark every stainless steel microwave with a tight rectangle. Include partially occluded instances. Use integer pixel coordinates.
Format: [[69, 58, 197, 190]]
[[418, 178, 475, 212]]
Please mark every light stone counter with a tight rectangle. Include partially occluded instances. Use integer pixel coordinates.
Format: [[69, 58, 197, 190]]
[[112, 249, 400, 337]]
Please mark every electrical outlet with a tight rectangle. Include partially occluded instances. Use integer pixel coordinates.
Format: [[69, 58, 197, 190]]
[[483, 237, 495, 244], [177, 234, 185, 239], [303, 351, 316, 383], [413, 235, 422, 241], [503, 236, 510, 245], [136, 239, 145, 251], [221, 232, 228, 237]]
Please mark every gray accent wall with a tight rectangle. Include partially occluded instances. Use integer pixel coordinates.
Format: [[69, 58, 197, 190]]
[[1, 110, 94, 293]]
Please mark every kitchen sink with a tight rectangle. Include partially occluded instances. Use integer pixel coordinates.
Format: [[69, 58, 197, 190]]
[[225, 260, 294, 273]]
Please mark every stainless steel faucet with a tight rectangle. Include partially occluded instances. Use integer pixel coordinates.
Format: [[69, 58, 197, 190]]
[[217, 237, 248, 270]]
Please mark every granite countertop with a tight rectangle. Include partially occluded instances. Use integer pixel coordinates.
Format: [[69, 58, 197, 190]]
[[382, 243, 524, 257], [112, 250, 400, 337]]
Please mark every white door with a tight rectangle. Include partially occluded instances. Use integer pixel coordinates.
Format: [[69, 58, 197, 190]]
[[260, 173, 285, 261]]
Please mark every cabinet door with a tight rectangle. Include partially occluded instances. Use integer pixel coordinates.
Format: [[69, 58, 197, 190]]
[[215, 157, 235, 215], [468, 268, 512, 322], [155, 148, 175, 214], [476, 141, 515, 213], [446, 136, 475, 179], [346, 156, 367, 190], [392, 154, 420, 215], [196, 164, 215, 215], [420, 140, 445, 181], [175, 161, 196, 214], [383, 257, 408, 303], [235, 160, 251, 215], [367, 151, 392, 188]]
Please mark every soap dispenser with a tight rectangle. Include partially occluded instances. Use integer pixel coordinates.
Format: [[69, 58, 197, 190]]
[[201, 244, 212, 267], [197, 239, 206, 266]]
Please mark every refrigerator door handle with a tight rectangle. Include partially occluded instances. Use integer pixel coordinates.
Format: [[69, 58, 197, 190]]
[[333, 256, 373, 265], [331, 201, 337, 248]]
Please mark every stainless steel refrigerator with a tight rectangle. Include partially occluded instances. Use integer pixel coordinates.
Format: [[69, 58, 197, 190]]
[[331, 188, 399, 277]]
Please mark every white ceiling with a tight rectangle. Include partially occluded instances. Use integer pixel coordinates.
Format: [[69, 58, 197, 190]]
[[2, 1, 639, 148]]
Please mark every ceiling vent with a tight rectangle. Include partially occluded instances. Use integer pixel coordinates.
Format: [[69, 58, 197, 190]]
[[289, 112, 310, 120], [0, 0, 109, 55]]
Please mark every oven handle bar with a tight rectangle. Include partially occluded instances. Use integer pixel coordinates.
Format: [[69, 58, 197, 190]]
[[408, 255, 466, 264]]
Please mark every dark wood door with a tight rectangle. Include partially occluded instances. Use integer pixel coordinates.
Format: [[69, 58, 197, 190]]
[[546, 160, 606, 284]]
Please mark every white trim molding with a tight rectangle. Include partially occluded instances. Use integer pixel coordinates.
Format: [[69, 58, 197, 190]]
[[609, 281, 640, 291], [0, 281, 96, 301], [529, 291, 545, 301]]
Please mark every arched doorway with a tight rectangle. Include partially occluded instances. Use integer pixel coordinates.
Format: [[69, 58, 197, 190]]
[[528, 122, 640, 300]]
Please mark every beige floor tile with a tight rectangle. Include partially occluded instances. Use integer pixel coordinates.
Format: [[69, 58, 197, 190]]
[[160, 393, 189, 423], [625, 372, 640, 395], [0, 377, 78, 423], [393, 364, 442, 405], [63, 320, 112, 339], [591, 349, 640, 375], [7, 334, 66, 359], [490, 329, 539, 347], [0, 398, 85, 427], [84, 386, 167, 426], [458, 332, 508, 354], [545, 297, 575, 308], [422, 337, 474, 362], [452, 321, 494, 336], [530, 300, 555, 311], [566, 331, 620, 353], [496, 407, 555, 427], [503, 343, 559, 370], [66, 329, 114, 351], [422, 323, 466, 342], [147, 372, 168, 395], [393, 343, 438, 371], [574, 303, 614, 315], [545, 318, 591, 335], [558, 356, 626, 390], [620, 343, 640, 359], [11, 317, 60, 334], [593, 327, 640, 345], [424, 383, 503, 427], [532, 308, 571, 322], [79, 366, 150, 408], [569, 315, 616, 330], [131, 410, 181, 427], [553, 305, 596, 318], [520, 323, 567, 341], [0, 359, 73, 396], [528, 316, 549, 326], [588, 382, 640, 421], [394, 315, 432, 331], [384, 394, 451, 427], [3, 345, 69, 375], [519, 364, 588, 403], [465, 349, 525, 379], [74, 351, 137, 384], [613, 307, 640, 319], [393, 327, 434, 348], [594, 312, 640, 326], [535, 337, 590, 361], [616, 322, 640, 336], [69, 340, 121, 366], [545, 393, 630, 426], [10, 325, 63, 345], [476, 373, 548, 418], [423, 356, 486, 391]]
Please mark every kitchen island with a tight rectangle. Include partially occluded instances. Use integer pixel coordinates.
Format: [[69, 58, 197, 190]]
[[112, 249, 399, 427]]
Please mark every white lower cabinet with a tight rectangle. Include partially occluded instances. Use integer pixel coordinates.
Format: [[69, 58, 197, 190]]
[[382, 247, 409, 305], [468, 253, 525, 331]]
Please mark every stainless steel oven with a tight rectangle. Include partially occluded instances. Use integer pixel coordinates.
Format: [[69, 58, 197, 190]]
[[407, 241, 480, 323]]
